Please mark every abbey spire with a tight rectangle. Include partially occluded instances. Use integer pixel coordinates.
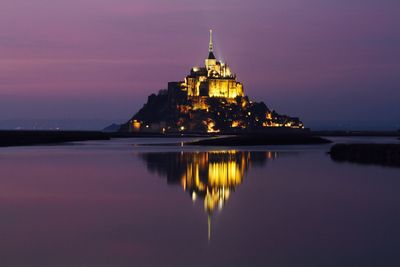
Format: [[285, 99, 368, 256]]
[[208, 29, 216, 60], [209, 29, 213, 52]]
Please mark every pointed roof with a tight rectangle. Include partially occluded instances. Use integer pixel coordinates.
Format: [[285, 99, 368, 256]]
[[208, 51, 216, 60]]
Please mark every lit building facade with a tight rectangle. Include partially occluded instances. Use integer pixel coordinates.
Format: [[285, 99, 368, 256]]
[[178, 30, 244, 105]]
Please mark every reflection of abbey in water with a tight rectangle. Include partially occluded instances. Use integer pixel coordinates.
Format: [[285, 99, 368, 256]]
[[139, 151, 276, 240]]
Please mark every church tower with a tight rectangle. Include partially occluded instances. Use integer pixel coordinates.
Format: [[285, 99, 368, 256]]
[[205, 29, 217, 74]]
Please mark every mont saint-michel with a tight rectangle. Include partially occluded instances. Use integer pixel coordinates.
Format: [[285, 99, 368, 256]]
[[120, 30, 303, 134]]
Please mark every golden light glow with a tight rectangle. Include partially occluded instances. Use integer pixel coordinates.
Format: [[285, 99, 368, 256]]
[[131, 120, 141, 132], [207, 121, 220, 133], [207, 79, 244, 99], [231, 121, 240, 128], [139, 150, 278, 241], [180, 151, 247, 215]]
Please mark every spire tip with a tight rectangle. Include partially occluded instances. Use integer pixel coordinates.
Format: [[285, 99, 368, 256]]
[[209, 29, 213, 52]]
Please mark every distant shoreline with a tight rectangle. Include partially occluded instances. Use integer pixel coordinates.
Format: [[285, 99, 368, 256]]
[[0, 130, 109, 147], [0, 130, 399, 147], [312, 130, 400, 137]]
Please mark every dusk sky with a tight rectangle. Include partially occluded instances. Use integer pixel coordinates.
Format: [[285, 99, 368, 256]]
[[1, 0, 399, 130]]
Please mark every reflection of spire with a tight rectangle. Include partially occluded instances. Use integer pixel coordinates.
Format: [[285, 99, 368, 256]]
[[208, 214, 211, 242]]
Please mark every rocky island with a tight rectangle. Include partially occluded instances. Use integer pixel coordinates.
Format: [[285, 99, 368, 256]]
[[119, 30, 304, 134]]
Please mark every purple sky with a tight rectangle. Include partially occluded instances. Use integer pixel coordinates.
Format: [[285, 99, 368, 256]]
[[0, 0, 399, 130]]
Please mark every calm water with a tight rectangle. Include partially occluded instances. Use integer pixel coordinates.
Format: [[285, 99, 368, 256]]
[[0, 137, 399, 267]]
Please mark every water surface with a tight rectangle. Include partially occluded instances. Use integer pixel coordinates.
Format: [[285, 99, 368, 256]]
[[0, 137, 399, 267]]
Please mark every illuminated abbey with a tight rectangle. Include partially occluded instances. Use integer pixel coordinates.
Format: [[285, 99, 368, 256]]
[[121, 30, 304, 133], [184, 30, 243, 102]]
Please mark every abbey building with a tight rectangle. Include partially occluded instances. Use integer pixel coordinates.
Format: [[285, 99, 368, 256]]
[[121, 30, 304, 133], [168, 30, 244, 110], [186, 30, 243, 99]]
